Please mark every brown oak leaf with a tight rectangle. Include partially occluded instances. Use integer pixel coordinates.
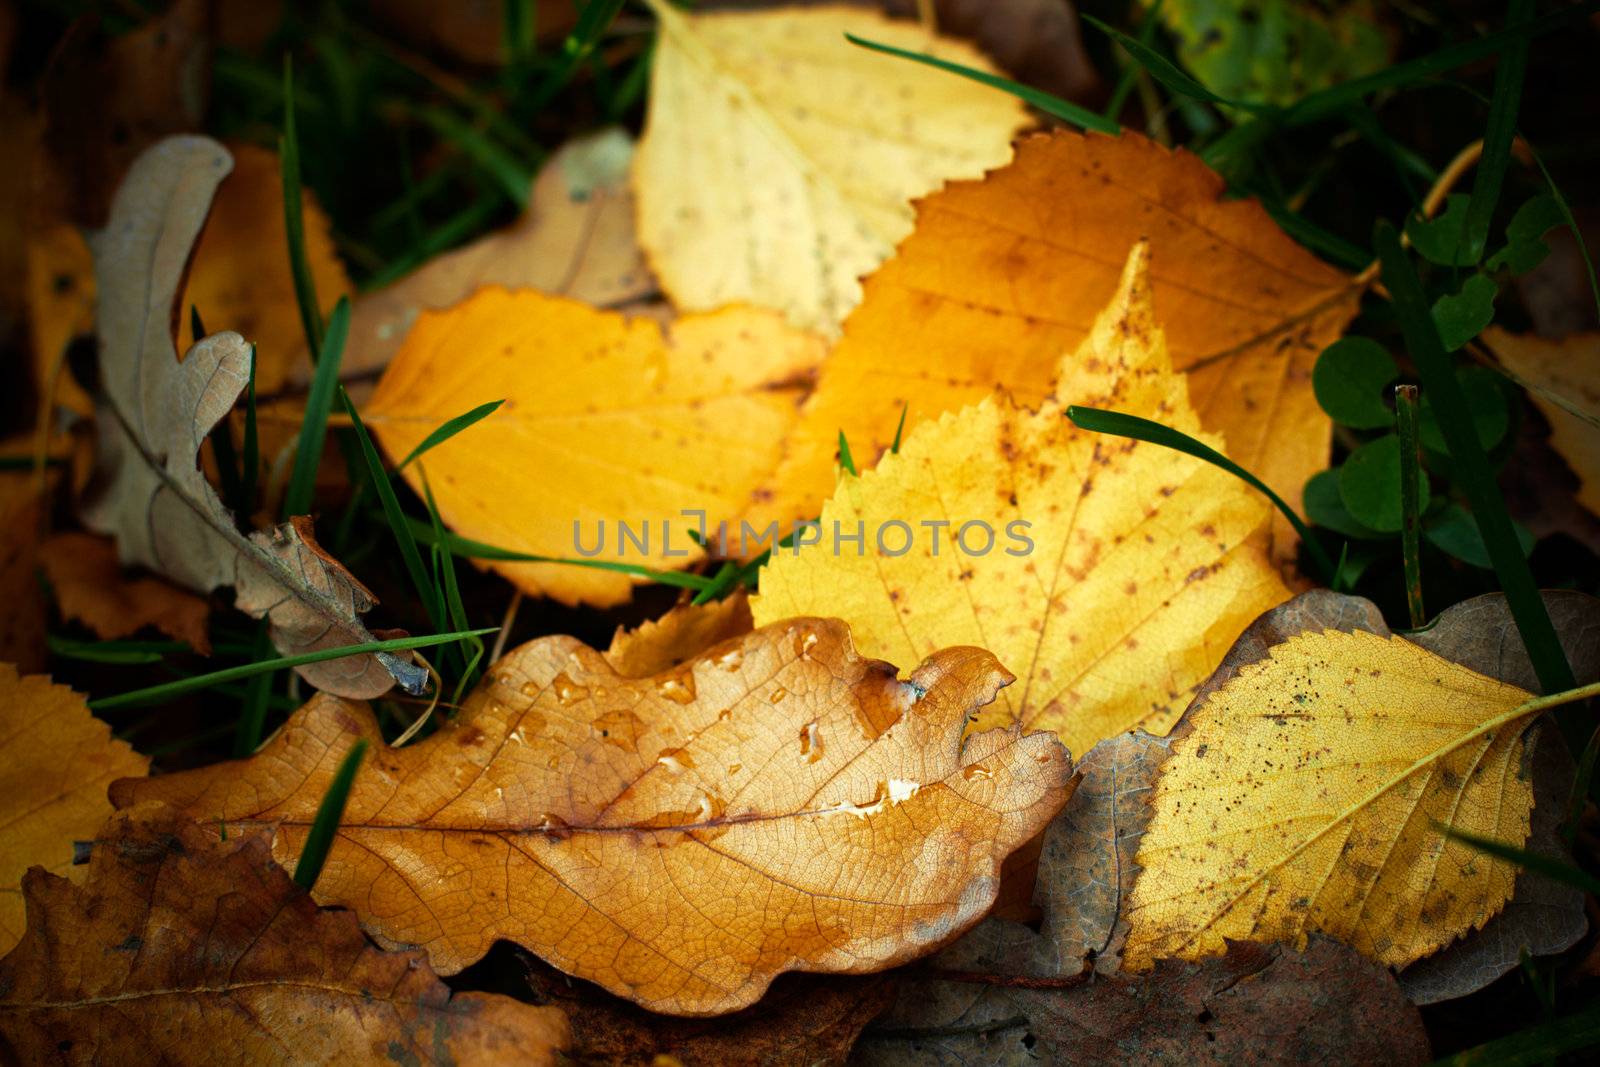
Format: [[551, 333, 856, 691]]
[[112, 618, 1073, 1015]]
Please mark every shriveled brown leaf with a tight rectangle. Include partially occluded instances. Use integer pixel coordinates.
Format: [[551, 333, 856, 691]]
[[341, 128, 658, 383], [0, 667, 148, 953], [39, 531, 210, 653], [519, 953, 894, 1066], [112, 618, 1073, 1015], [1033, 729, 1173, 976], [80, 136, 423, 698], [0, 807, 570, 1065], [605, 591, 754, 678], [1012, 938, 1428, 1063], [860, 911, 1426, 1065]]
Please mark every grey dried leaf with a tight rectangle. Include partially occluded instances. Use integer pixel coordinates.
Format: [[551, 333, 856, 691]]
[[1034, 729, 1173, 976], [81, 136, 424, 698]]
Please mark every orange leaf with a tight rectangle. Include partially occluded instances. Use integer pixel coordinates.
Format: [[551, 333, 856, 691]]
[[0, 807, 570, 1064], [111, 619, 1073, 1015], [39, 532, 211, 653], [605, 591, 754, 678], [0, 667, 148, 953], [749, 131, 1361, 561], [364, 291, 825, 606]]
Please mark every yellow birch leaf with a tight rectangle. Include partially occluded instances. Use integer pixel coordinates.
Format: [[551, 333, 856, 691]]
[[752, 243, 1290, 756], [364, 289, 826, 607], [0, 666, 149, 953], [111, 618, 1072, 1016], [634, 0, 1030, 334], [1486, 328, 1600, 517], [1124, 628, 1552, 970], [748, 131, 1361, 561]]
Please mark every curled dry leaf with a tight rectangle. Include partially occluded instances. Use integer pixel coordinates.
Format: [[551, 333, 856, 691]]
[[0, 667, 148, 953], [178, 142, 352, 394], [0, 808, 571, 1065], [30, 143, 348, 418], [1123, 616, 1559, 971], [605, 590, 754, 678], [112, 618, 1073, 1015], [749, 131, 1360, 560], [342, 128, 658, 383], [754, 243, 1290, 756], [81, 136, 422, 698], [365, 291, 825, 607], [635, 0, 1030, 333], [1486, 327, 1600, 518], [39, 531, 210, 653]]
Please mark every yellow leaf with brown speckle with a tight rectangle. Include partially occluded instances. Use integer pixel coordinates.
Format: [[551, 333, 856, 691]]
[[1125, 628, 1547, 970], [752, 243, 1291, 756]]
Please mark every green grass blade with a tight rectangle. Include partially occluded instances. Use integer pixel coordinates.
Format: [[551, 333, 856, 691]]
[[890, 403, 909, 454], [1427, 1004, 1600, 1067], [1103, 0, 1163, 121], [1523, 137, 1600, 321], [529, 0, 626, 111], [283, 298, 351, 518], [406, 521, 715, 591], [1207, 2, 1599, 169], [1080, 13, 1273, 116], [844, 33, 1120, 134], [837, 430, 857, 477], [340, 388, 447, 633], [280, 54, 323, 358], [413, 104, 534, 208], [1261, 200, 1370, 270], [233, 622, 275, 756], [45, 635, 186, 665], [88, 629, 495, 711], [1463, 0, 1534, 263], [1437, 824, 1600, 896], [397, 400, 505, 470], [1067, 406, 1340, 584], [1395, 384, 1426, 629], [292, 738, 368, 890], [690, 561, 742, 606], [421, 470, 481, 685], [1374, 221, 1574, 696]]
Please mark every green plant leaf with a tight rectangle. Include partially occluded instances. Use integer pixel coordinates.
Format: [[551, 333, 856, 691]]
[[1425, 503, 1535, 570], [1419, 365, 1510, 454], [1080, 12, 1273, 115], [1431, 272, 1498, 352], [1375, 220, 1575, 699], [1303, 468, 1386, 541], [1312, 337, 1398, 428], [1485, 194, 1564, 274], [1339, 433, 1430, 534], [1406, 194, 1476, 267]]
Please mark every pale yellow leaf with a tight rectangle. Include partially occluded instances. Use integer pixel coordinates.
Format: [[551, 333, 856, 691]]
[[634, 0, 1030, 333]]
